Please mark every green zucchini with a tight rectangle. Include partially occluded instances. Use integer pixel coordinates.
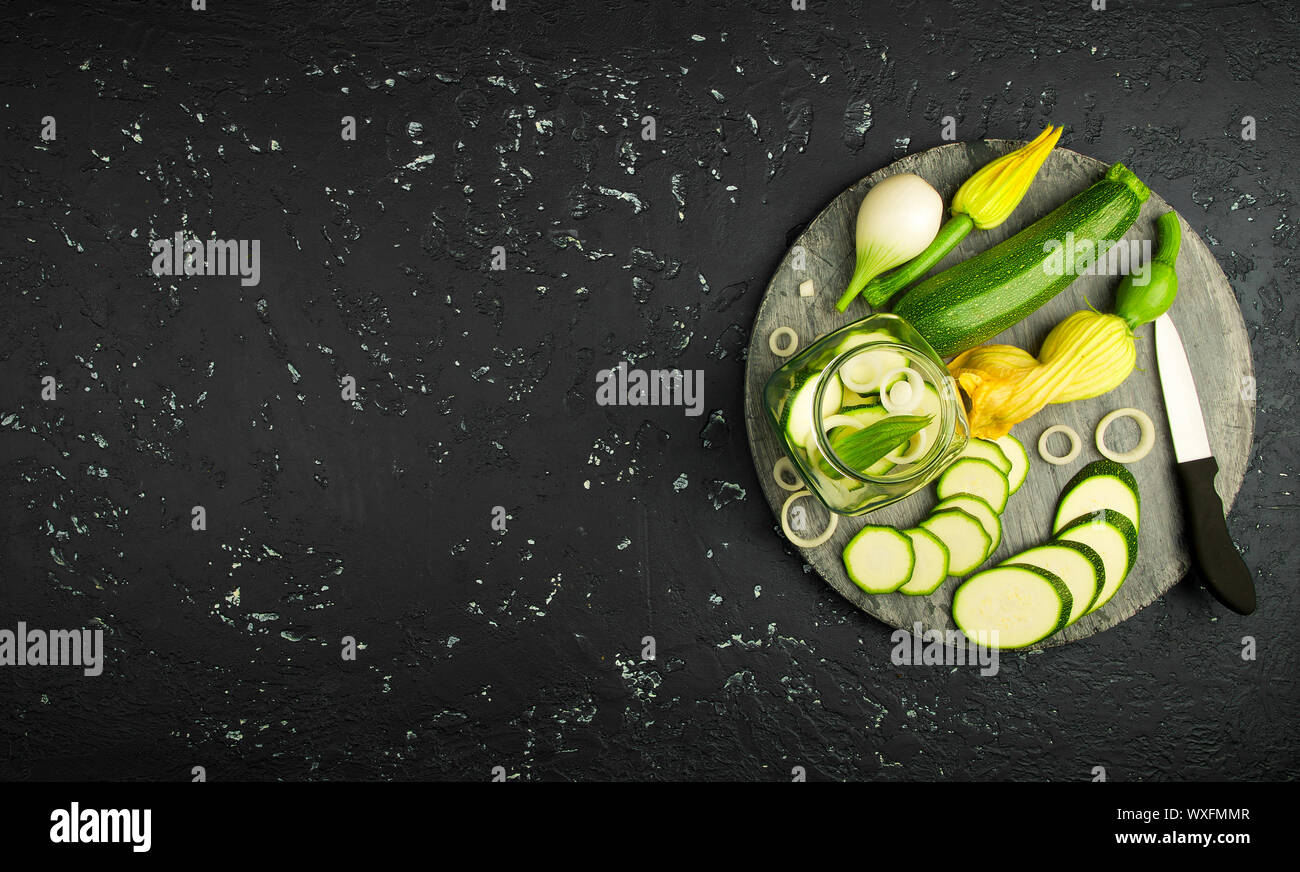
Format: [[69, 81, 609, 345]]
[[992, 434, 1030, 494], [960, 438, 1012, 475], [1054, 509, 1138, 613], [934, 494, 1002, 558], [919, 508, 990, 576], [953, 564, 1072, 649], [1051, 459, 1141, 534], [892, 163, 1151, 358], [843, 525, 916, 594], [936, 457, 1010, 514], [1000, 540, 1105, 626], [898, 527, 950, 596]]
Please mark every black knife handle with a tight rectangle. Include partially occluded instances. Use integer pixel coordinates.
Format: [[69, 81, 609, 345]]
[[1175, 457, 1256, 615]]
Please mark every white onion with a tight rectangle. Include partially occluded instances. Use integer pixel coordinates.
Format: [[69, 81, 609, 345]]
[[879, 367, 924, 413]]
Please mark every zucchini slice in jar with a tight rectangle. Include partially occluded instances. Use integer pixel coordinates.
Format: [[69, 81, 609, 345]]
[[781, 371, 842, 447]]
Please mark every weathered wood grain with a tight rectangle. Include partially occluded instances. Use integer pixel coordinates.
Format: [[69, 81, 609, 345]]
[[743, 142, 1255, 648]]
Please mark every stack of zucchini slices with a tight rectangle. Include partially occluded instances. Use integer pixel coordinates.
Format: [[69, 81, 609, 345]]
[[954, 460, 1139, 649], [842, 434, 1029, 595], [842, 442, 1141, 650]]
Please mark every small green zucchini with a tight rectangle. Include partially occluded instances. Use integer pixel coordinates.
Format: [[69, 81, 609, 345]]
[[892, 163, 1150, 358]]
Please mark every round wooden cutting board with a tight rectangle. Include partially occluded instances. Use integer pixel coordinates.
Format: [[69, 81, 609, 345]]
[[743, 141, 1255, 648]]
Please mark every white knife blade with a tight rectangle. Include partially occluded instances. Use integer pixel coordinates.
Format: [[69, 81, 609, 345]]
[[1154, 313, 1213, 464]]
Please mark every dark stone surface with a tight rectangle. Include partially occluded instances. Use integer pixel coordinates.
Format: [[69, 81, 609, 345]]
[[1, 0, 1296, 781]]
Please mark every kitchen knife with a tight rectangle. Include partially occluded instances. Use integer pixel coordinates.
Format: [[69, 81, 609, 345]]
[[1154, 313, 1256, 614]]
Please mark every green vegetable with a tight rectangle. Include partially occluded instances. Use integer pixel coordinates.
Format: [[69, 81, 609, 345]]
[[1051, 459, 1141, 534], [1054, 509, 1138, 614], [919, 508, 991, 576], [952, 564, 1072, 649], [1115, 211, 1181, 330], [842, 525, 916, 593], [1002, 541, 1105, 626], [992, 434, 1030, 494], [934, 494, 1003, 558], [827, 413, 932, 472], [935, 456, 1010, 513], [852, 125, 1063, 310], [848, 214, 974, 311], [892, 163, 1151, 358], [897, 527, 951, 595]]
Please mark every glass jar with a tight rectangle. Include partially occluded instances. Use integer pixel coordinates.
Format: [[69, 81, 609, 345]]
[[763, 313, 969, 516]]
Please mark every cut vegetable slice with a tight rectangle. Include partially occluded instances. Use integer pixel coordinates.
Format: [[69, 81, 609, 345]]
[[898, 527, 950, 596], [952, 564, 1073, 649], [919, 508, 991, 576], [913, 382, 945, 461], [934, 494, 1001, 558], [769, 326, 798, 356], [1095, 407, 1155, 464], [885, 428, 930, 464], [1038, 424, 1081, 465], [879, 367, 924, 413], [772, 456, 804, 491], [1001, 541, 1104, 626], [1054, 509, 1138, 613], [781, 489, 839, 549], [993, 434, 1030, 494], [1051, 459, 1141, 534], [936, 457, 1010, 514], [837, 336, 909, 394], [960, 438, 1012, 475], [782, 371, 842, 447], [842, 525, 915, 594]]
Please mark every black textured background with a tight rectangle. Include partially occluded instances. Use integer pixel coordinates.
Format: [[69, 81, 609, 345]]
[[2, 0, 1297, 781]]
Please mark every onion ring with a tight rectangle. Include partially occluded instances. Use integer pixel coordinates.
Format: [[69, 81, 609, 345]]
[[879, 367, 924, 413], [1038, 424, 1081, 466], [769, 326, 798, 357], [1095, 408, 1155, 464], [772, 456, 804, 491], [780, 489, 839, 548], [886, 429, 930, 464]]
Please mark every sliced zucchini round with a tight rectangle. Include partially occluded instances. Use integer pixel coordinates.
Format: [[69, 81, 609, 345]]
[[1051, 459, 1140, 534], [1001, 541, 1104, 626], [1054, 509, 1138, 613], [919, 507, 991, 576], [842, 525, 915, 594], [992, 434, 1030, 494], [934, 494, 1001, 558], [782, 371, 842, 447], [912, 382, 945, 464], [952, 564, 1072, 649], [960, 438, 1012, 475], [936, 456, 1010, 514], [898, 527, 950, 596]]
